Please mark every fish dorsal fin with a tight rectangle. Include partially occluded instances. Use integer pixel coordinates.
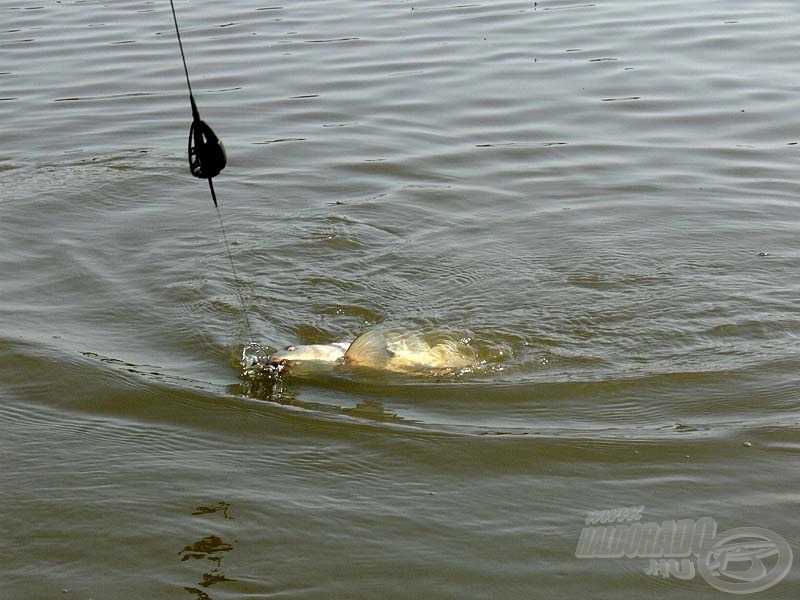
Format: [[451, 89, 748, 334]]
[[344, 330, 394, 368]]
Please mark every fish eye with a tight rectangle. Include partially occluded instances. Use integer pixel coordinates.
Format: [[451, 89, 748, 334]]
[[286, 346, 295, 351]]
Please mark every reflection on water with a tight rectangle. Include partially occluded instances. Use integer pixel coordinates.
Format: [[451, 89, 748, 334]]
[[180, 503, 236, 599], [236, 367, 414, 426], [192, 501, 232, 519]]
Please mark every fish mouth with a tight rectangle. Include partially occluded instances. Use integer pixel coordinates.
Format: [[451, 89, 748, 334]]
[[267, 353, 305, 369], [241, 343, 288, 378]]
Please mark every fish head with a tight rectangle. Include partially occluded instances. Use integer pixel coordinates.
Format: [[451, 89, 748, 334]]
[[269, 343, 347, 367]]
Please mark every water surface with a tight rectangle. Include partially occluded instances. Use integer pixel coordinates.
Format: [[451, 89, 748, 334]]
[[2, 0, 799, 597]]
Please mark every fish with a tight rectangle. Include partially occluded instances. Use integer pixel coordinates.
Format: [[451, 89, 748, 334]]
[[265, 329, 476, 374]]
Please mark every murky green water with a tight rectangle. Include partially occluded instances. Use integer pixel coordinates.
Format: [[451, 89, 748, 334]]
[[2, 0, 799, 597]]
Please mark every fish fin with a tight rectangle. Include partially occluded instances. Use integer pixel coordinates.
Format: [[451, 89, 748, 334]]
[[344, 330, 394, 368]]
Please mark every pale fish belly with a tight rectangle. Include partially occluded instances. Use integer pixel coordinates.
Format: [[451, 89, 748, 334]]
[[269, 342, 351, 364]]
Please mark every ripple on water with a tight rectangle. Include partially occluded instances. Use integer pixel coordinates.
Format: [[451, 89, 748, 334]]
[[3, 0, 800, 436]]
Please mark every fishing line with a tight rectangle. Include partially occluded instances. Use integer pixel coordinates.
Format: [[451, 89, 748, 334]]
[[168, 0, 253, 340]]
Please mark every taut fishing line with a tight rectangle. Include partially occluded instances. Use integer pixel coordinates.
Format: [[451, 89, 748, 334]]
[[168, 0, 253, 341]]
